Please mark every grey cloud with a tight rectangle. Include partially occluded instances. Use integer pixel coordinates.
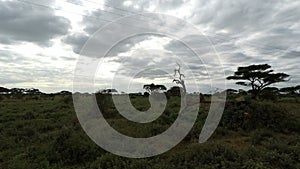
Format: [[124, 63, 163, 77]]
[[0, 65, 73, 86], [281, 51, 300, 59], [191, 0, 284, 33], [156, 0, 185, 10], [60, 56, 77, 61], [110, 48, 210, 81], [163, 35, 223, 71], [110, 52, 176, 79], [64, 0, 189, 56], [188, 1, 299, 54], [66, 0, 82, 5], [62, 8, 119, 54], [134, 69, 170, 78], [190, 0, 300, 53], [0, 50, 28, 63], [104, 34, 154, 57], [0, 78, 29, 85], [103, 0, 151, 13], [223, 52, 269, 64], [63, 33, 149, 56], [64, 27, 153, 56], [105, 0, 185, 12], [187, 1, 300, 86], [81, 10, 118, 35], [62, 33, 89, 54], [0, 1, 71, 46]]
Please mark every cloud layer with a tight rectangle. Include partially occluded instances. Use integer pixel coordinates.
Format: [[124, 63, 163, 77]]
[[0, 0, 71, 46], [0, 0, 299, 92]]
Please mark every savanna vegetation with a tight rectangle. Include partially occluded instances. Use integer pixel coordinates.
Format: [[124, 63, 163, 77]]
[[0, 64, 299, 169]]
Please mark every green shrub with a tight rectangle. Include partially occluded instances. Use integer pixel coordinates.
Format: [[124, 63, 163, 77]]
[[89, 154, 129, 169], [23, 111, 35, 120], [249, 129, 275, 145], [221, 101, 287, 131], [221, 102, 248, 130], [241, 159, 268, 169], [244, 101, 287, 130], [48, 127, 102, 165], [282, 119, 300, 132]]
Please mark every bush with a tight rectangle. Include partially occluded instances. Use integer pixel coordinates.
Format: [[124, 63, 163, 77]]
[[221, 101, 287, 131], [23, 111, 35, 120], [221, 102, 248, 130], [241, 159, 268, 169], [144, 92, 150, 97], [60, 95, 73, 106], [157, 143, 239, 169], [249, 129, 275, 145], [48, 127, 102, 165], [89, 154, 129, 169], [244, 101, 286, 130], [282, 119, 300, 132]]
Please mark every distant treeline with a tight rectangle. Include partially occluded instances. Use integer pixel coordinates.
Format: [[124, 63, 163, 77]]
[[0, 85, 299, 97], [0, 87, 71, 96]]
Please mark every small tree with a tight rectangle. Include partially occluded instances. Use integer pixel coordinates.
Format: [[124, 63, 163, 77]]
[[227, 64, 289, 99]]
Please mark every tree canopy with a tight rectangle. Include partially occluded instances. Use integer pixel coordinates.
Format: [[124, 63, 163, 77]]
[[143, 83, 167, 93], [0, 87, 10, 94], [227, 64, 289, 98], [280, 85, 300, 95]]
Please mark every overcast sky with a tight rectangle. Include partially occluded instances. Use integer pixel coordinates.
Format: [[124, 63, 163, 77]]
[[0, 0, 299, 93]]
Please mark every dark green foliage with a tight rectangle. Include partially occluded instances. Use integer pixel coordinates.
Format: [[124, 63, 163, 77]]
[[249, 129, 275, 145], [280, 85, 300, 96], [96, 93, 119, 119], [48, 127, 103, 165], [60, 95, 73, 106], [243, 101, 286, 130], [259, 87, 279, 101], [221, 100, 290, 131], [282, 119, 300, 132], [23, 111, 35, 120], [167, 86, 183, 96], [221, 102, 247, 130]]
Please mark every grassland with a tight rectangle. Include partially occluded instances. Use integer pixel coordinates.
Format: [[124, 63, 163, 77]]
[[0, 94, 299, 169]]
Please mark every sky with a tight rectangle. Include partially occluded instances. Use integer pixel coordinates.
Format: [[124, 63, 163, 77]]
[[0, 0, 299, 93]]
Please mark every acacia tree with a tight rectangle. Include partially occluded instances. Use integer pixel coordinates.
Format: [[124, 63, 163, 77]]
[[227, 64, 289, 98], [143, 83, 167, 93]]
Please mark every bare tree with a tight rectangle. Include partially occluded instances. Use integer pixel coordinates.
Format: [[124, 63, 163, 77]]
[[173, 63, 186, 95]]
